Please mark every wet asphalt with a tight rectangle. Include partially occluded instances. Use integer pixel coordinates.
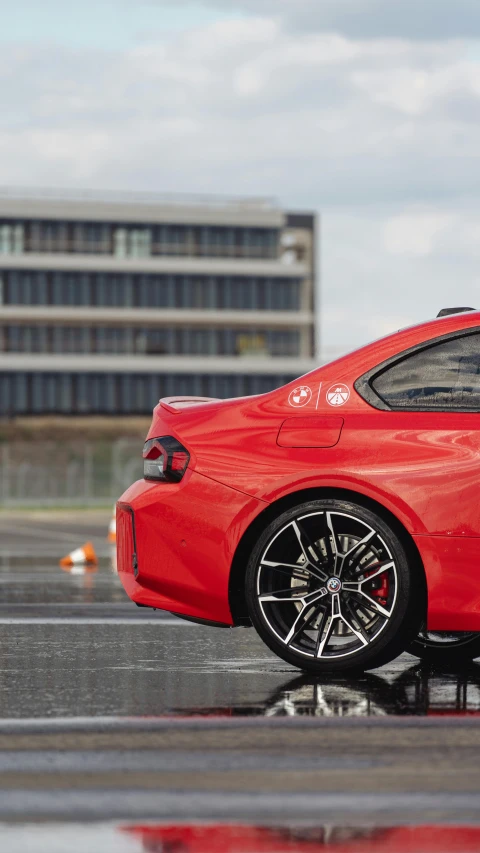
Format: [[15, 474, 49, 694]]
[[1, 511, 480, 849]]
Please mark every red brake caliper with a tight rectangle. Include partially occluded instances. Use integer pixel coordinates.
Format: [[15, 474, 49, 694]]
[[365, 565, 389, 606]]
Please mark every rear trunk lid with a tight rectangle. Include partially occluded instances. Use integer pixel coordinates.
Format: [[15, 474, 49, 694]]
[[159, 396, 220, 414]]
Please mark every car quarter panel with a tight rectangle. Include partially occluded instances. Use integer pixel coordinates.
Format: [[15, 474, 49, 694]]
[[414, 534, 480, 631], [117, 472, 266, 625], [156, 398, 480, 538]]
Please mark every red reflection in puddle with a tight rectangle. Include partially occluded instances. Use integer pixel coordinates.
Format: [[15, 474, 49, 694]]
[[123, 824, 480, 852]]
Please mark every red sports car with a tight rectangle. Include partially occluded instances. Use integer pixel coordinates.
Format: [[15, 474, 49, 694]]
[[117, 307, 480, 672]]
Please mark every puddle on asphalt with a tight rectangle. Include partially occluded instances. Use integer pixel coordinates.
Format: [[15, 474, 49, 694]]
[[1, 619, 480, 718], [0, 554, 123, 607], [0, 557, 480, 720], [167, 665, 480, 718], [1, 823, 480, 852]]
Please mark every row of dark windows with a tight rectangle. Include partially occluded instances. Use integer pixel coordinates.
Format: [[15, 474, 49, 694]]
[[0, 271, 301, 312], [0, 326, 300, 357], [0, 372, 294, 416], [0, 220, 279, 260], [366, 331, 480, 410]]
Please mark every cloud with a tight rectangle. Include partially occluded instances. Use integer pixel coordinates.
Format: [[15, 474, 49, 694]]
[[322, 206, 480, 358], [2, 22, 479, 203], [1, 9, 480, 355], [156, 0, 480, 40], [383, 208, 480, 260], [383, 212, 455, 255]]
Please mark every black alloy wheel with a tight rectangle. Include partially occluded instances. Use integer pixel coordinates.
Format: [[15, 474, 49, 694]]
[[245, 499, 424, 674], [408, 631, 480, 666]]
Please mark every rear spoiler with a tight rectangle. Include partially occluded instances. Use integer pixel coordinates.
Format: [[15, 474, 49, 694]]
[[159, 396, 221, 414]]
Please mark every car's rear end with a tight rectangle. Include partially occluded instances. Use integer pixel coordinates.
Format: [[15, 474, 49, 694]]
[[116, 395, 267, 625]]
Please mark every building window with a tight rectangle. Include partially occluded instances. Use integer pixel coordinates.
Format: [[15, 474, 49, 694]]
[[0, 325, 300, 358], [0, 372, 296, 414], [0, 217, 283, 260], [113, 228, 128, 257], [113, 227, 151, 257], [0, 223, 24, 254], [1, 270, 302, 312]]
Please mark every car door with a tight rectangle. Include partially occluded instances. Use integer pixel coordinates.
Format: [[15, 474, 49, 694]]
[[360, 328, 480, 536], [356, 328, 480, 629]]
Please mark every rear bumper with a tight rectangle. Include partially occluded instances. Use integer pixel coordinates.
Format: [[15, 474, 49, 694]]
[[116, 471, 265, 625]]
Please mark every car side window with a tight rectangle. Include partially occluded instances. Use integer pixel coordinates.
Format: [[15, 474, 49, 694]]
[[371, 332, 480, 410]]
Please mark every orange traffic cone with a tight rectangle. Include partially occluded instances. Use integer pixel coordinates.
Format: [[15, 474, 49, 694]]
[[59, 542, 98, 568], [107, 506, 116, 544]]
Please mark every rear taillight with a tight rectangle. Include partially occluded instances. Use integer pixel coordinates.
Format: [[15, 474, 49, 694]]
[[143, 436, 190, 482]]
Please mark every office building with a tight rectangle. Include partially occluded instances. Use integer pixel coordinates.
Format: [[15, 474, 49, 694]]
[[0, 189, 317, 416]]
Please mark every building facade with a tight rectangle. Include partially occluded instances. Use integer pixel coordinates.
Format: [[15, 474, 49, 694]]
[[0, 190, 317, 416]]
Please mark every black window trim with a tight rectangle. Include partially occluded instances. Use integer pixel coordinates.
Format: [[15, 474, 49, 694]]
[[354, 326, 480, 413]]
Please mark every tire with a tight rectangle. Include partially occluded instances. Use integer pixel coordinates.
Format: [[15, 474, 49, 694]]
[[245, 498, 424, 674], [408, 631, 480, 667]]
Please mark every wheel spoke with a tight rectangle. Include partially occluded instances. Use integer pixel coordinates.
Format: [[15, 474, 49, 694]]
[[317, 593, 371, 656], [285, 600, 327, 646], [316, 593, 342, 657], [324, 512, 339, 574], [259, 586, 309, 603], [291, 521, 328, 581], [357, 560, 394, 583], [342, 580, 361, 593], [340, 614, 368, 647], [357, 591, 393, 618], [349, 590, 393, 619], [316, 613, 335, 657], [260, 560, 320, 583], [331, 590, 342, 618], [339, 529, 375, 576], [262, 585, 328, 646], [294, 519, 324, 564], [261, 559, 310, 572], [343, 598, 370, 646], [284, 609, 309, 645], [343, 557, 395, 620], [314, 606, 331, 657], [355, 600, 379, 622], [344, 561, 394, 592]]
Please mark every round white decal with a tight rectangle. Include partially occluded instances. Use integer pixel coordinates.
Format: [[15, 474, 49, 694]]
[[326, 383, 350, 407], [288, 385, 313, 408]]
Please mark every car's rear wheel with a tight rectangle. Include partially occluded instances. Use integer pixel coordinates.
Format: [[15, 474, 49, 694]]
[[245, 499, 424, 674], [408, 631, 480, 666]]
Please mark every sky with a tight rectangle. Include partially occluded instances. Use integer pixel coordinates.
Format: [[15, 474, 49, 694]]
[[2, 0, 480, 358]]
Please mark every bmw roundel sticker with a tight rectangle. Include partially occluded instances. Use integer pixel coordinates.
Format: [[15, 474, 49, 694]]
[[288, 385, 313, 407], [326, 383, 350, 407]]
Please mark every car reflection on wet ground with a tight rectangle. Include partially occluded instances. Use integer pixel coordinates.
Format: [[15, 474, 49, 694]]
[[1, 822, 480, 853], [121, 824, 480, 853], [182, 666, 480, 720], [2, 823, 480, 853], [1, 512, 480, 844], [2, 549, 480, 720], [0, 541, 479, 720]]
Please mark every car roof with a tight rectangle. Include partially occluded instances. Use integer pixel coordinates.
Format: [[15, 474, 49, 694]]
[[306, 309, 480, 383]]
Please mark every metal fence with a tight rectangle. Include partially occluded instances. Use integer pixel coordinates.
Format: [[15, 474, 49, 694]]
[[0, 440, 143, 506]]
